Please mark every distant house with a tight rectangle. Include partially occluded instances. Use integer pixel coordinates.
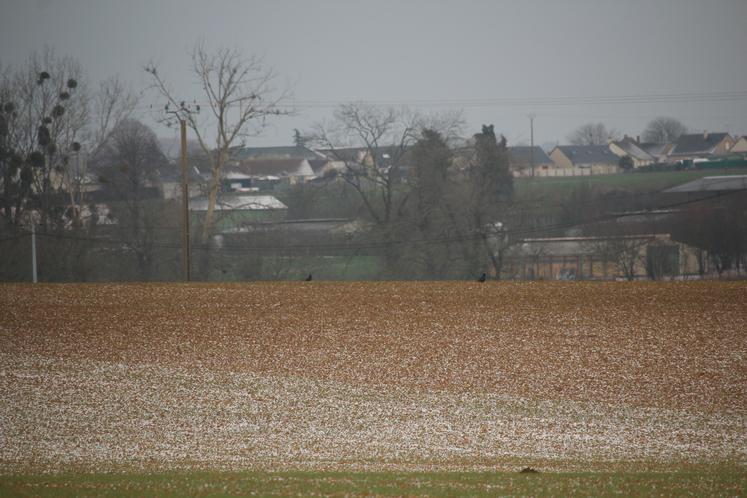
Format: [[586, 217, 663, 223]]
[[318, 147, 366, 164], [159, 164, 204, 200], [609, 138, 656, 168], [230, 145, 325, 161], [308, 158, 332, 176], [549, 145, 619, 175], [319, 146, 406, 164], [730, 136, 747, 154], [669, 132, 734, 161], [638, 142, 675, 163], [190, 194, 288, 230], [305, 157, 348, 181], [319, 145, 413, 179], [225, 145, 340, 187], [222, 158, 315, 190], [508, 146, 554, 176]]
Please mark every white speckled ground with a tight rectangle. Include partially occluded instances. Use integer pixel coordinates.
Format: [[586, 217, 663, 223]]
[[1, 282, 745, 472]]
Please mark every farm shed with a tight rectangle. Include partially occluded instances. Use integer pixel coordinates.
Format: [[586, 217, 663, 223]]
[[190, 194, 288, 230], [663, 175, 747, 193], [504, 234, 703, 280]]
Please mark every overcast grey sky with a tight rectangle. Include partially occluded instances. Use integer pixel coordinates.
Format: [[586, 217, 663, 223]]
[[2, 0, 746, 147]]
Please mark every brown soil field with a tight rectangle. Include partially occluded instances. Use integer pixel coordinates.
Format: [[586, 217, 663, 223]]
[[1, 281, 746, 472]]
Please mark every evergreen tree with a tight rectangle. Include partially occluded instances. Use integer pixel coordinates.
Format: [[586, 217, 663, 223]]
[[410, 128, 451, 231], [471, 124, 512, 203]]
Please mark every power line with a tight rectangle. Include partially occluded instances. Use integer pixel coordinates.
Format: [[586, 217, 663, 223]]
[[132, 90, 747, 112]]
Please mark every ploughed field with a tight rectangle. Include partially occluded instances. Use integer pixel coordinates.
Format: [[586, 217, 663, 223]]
[[0, 281, 745, 474]]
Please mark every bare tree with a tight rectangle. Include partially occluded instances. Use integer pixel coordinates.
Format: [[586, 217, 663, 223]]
[[0, 50, 88, 228], [645, 242, 679, 280], [567, 122, 620, 146], [309, 104, 463, 226], [586, 235, 651, 280], [63, 77, 138, 228], [671, 198, 747, 277], [146, 44, 291, 244], [93, 118, 168, 279], [642, 116, 687, 143], [309, 103, 419, 227], [307, 105, 466, 276], [308, 104, 422, 275], [391, 123, 514, 279], [393, 128, 459, 277], [0, 50, 136, 228]]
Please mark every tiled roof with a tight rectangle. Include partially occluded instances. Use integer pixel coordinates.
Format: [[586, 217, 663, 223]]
[[230, 145, 324, 161], [670, 133, 730, 155], [226, 158, 314, 178], [663, 175, 747, 193], [508, 146, 553, 166], [554, 145, 618, 166], [611, 140, 656, 162], [308, 158, 331, 174], [319, 146, 410, 166], [190, 194, 287, 211], [639, 142, 674, 158]]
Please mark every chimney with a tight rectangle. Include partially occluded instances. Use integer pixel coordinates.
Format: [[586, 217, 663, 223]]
[[636, 135, 640, 144]]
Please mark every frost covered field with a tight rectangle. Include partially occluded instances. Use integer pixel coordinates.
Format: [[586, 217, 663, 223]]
[[0, 281, 745, 474]]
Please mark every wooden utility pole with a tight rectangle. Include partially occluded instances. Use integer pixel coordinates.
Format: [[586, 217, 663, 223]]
[[31, 220, 37, 283], [528, 114, 536, 178], [179, 118, 191, 282], [166, 101, 199, 282]]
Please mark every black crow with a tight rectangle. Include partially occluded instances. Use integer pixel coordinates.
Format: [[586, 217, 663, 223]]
[[305, 274, 312, 281], [478, 272, 487, 282]]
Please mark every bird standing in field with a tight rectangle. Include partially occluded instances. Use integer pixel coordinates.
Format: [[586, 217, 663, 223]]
[[478, 272, 487, 282], [305, 274, 312, 281]]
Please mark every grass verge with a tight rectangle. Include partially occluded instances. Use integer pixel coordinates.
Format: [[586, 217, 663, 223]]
[[1, 468, 745, 497]]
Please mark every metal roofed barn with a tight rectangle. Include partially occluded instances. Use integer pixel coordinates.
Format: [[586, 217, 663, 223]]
[[663, 175, 747, 193]]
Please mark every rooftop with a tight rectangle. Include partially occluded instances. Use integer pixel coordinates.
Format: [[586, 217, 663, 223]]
[[224, 158, 314, 178], [670, 133, 730, 156], [554, 145, 619, 166], [638, 142, 675, 158], [230, 145, 324, 161], [190, 194, 288, 211], [611, 140, 656, 162], [508, 146, 553, 166], [663, 175, 747, 193]]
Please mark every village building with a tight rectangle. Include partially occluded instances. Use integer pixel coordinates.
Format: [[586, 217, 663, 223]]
[[504, 234, 704, 281], [508, 146, 554, 177], [548, 145, 620, 175], [222, 157, 315, 190], [729, 136, 747, 154], [229, 145, 324, 161], [668, 132, 734, 162], [637, 142, 675, 163], [609, 138, 656, 168], [189, 194, 288, 230]]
